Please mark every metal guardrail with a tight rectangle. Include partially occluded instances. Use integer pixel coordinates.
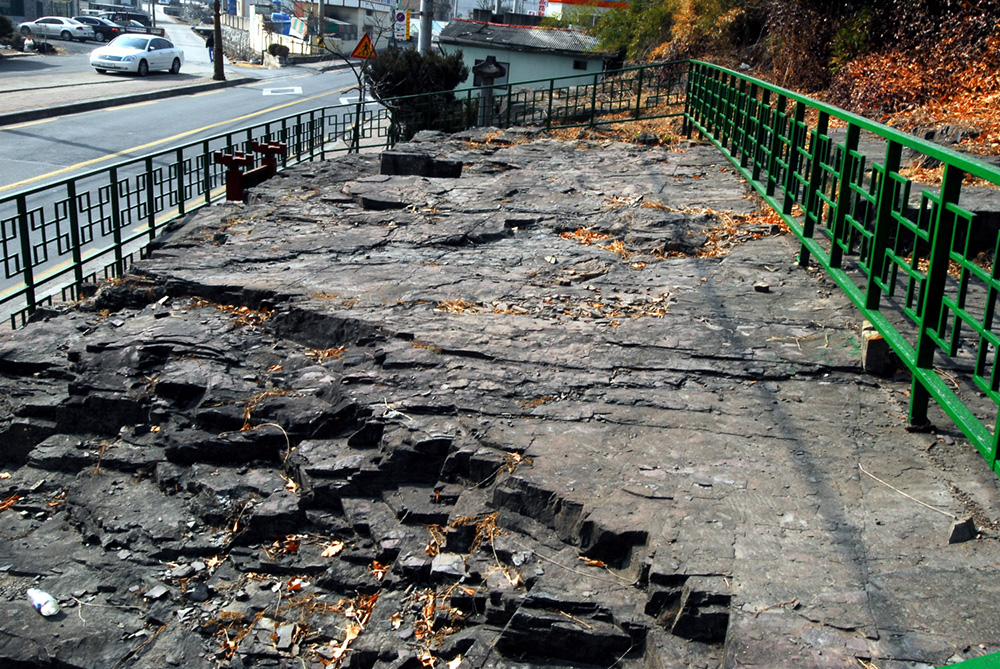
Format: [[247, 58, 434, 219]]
[[685, 60, 1000, 474], [6, 58, 1000, 479]]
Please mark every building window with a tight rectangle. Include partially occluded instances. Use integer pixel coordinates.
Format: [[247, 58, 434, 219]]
[[0, 0, 25, 14], [573, 60, 588, 71]]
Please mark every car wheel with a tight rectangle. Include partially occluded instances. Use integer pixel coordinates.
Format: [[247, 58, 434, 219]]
[[60, 30, 72, 41], [96, 32, 107, 42], [169, 58, 181, 74], [20, 26, 31, 35], [137, 60, 148, 77]]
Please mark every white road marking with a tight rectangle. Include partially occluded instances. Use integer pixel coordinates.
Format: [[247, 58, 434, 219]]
[[263, 87, 303, 96]]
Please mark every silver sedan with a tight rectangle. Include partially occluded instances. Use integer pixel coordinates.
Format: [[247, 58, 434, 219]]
[[90, 35, 184, 76], [19, 17, 96, 41]]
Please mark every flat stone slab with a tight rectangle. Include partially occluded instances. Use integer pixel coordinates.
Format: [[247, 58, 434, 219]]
[[1, 131, 999, 668]]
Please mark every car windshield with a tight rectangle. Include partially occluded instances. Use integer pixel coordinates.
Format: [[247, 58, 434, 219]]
[[111, 36, 150, 49]]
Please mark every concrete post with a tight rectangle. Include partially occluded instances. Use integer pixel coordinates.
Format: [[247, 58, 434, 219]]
[[418, 0, 433, 53]]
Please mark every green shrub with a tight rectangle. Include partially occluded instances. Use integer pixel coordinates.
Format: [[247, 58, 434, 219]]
[[364, 48, 471, 141], [830, 6, 873, 74], [0, 14, 14, 38], [592, 0, 678, 61]]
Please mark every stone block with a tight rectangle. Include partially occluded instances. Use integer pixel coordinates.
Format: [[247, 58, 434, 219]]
[[380, 151, 462, 178], [861, 320, 898, 376]]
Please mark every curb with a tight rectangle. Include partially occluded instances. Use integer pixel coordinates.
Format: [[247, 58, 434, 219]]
[[0, 76, 254, 127]]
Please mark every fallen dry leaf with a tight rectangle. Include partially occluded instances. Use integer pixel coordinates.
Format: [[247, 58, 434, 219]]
[[0, 495, 21, 512], [330, 623, 361, 661], [370, 560, 388, 581], [321, 540, 345, 558], [579, 557, 607, 568]]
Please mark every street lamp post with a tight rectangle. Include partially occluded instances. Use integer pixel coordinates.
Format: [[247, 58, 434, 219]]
[[212, 0, 225, 80]]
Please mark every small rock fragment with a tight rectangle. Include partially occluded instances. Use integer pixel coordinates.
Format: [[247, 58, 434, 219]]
[[430, 552, 467, 579], [949, 517, 977, 544], [145, 584, 169, 600]]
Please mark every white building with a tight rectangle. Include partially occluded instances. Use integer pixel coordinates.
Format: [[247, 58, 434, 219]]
[[438, 17, 611, 87]]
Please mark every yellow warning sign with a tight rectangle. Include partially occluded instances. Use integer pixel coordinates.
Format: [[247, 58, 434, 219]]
[[350, 33, 377, 59]]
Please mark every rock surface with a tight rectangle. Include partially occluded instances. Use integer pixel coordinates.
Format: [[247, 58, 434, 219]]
[[2, 128, 999, 668]]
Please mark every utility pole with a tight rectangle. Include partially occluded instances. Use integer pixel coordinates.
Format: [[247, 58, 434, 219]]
[[418, 0, 432, 53], [317, 0, 324, 52], [212, 0, 225, 80]]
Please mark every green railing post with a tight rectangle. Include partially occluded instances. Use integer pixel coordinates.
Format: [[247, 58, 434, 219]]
[[799, 111, 830, 265], [751, 89, 771, 182], [547, 79, 555, 131], [705, 67, 718, 136], [682, 63, 694, 138], [66, 181, 84, 291], [589, 72, 599, 127], [201, 142, 211, 206], [144, 156, 156, 242], [320, 109, 327, 161], [16, 194, 37, 318], [505, 82, 513, 128], [634, 66, 644, 120], [720, 72, 736, 151], [864, 141, 903, 310], [781, 101, 806, 214], [827, 123, 860, 269], [739, 83, 758, 169], [109, 166, 124, 276], [174, 147, 187, 215], [765, 94, 787, 198], [910, 164, 966, 426]]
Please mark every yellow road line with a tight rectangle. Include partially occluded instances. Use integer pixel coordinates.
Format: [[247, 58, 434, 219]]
[[3, 117, 58, 130], [0, 83, 354, 194]]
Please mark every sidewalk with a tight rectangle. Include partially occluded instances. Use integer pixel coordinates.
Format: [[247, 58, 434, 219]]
[[0, 51, 354, 127], [0, 51, 253, 126]]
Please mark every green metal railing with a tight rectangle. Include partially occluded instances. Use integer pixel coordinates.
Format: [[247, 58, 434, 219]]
[[5, 59, 1000, 478], [685, 60, 1000, 474]]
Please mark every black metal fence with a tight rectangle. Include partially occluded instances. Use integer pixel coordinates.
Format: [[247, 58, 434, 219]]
[[0, 61, 686, 329]]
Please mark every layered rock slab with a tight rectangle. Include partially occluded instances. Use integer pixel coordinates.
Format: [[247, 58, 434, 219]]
[[1, 130, 999, 668]]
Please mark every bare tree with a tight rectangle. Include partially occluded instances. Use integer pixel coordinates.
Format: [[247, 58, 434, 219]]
[[314, 0, 396, 151]]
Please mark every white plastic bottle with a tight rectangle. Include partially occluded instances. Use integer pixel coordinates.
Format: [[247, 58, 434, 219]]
[[26, 589, 60, 617]]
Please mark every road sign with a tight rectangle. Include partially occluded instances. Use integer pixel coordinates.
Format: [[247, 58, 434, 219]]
[[350, 33, 377, 59], [394, 11, 405, 40]]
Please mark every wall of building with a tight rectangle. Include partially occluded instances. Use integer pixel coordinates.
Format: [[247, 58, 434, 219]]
[[440, 43, 605, 88], [229, 0, 391, 53]]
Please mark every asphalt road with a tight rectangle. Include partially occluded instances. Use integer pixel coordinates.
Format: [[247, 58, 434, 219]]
[[0, 8, 365, 324]]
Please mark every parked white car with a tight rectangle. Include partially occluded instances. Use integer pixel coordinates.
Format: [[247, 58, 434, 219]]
[[90, 35, 184, 76], [19, 17, 95, 41]]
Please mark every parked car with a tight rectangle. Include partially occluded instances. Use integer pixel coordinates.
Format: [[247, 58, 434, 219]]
[[72, 15, 124, 42], [98, 11, 152, 27], [18, 17, 95, 41], [90, 35, 183, 76]]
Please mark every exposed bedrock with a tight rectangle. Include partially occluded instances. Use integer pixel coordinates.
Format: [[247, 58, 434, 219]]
[[2, 129, 999, 668]]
